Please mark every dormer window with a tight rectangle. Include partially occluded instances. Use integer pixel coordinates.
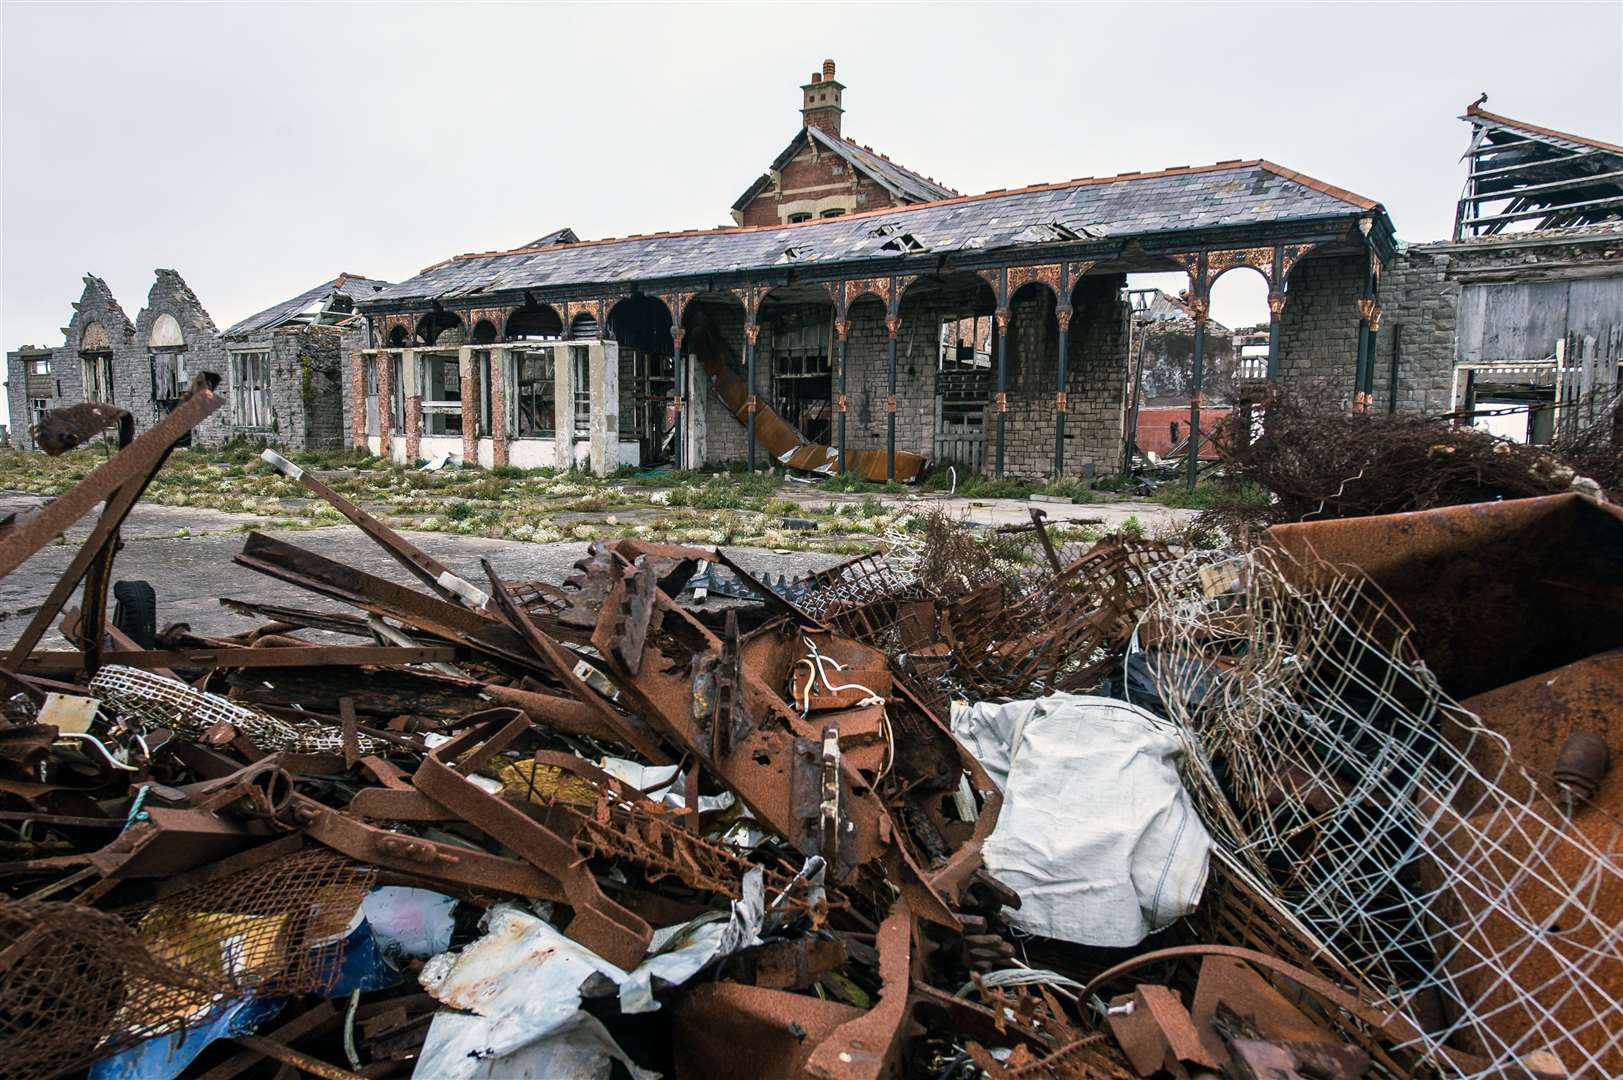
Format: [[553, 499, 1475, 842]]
[[787, 212, 812, 224]]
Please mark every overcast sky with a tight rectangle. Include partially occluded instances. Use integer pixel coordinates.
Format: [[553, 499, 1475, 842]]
[[4, 2, 1620, 412]]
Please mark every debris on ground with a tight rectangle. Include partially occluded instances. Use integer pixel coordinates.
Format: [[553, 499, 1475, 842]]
[[1, 383, 1618, 1079]]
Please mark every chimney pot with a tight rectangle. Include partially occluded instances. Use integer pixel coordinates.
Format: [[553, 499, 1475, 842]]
[[823, 59, 836, 79], [811, 72, 821, 84]]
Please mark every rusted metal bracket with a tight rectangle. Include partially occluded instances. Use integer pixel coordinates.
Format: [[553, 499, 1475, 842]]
[[591, 556, 657, 675], [412, 710, 652, 969]]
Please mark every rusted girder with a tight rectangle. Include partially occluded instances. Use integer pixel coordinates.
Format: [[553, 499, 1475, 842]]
[[293, 794, 563, 900]]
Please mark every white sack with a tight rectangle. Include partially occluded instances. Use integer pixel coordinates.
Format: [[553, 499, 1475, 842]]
[[951, 693, 1211, 947]]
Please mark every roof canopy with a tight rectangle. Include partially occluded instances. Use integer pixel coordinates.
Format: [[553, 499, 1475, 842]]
[[365, 160, 1392, 314]]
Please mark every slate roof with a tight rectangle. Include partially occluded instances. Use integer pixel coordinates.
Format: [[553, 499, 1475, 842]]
[[367, 160, 1389, 310], [732, 127, 957, 214], [225, 273, 393, 338]]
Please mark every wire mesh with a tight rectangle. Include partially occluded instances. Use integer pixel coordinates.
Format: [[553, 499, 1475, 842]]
[[1139, 545, 1623, 1077], [0, 847, 374, 1080], [91, 664, 388, 755]]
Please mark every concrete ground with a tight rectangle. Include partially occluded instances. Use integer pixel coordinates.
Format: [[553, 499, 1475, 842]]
[[785, 489, 1197, 531], [0, 494, 847, 648]]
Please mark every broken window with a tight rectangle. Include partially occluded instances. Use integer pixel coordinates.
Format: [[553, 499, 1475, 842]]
[[29, 356, 50, 375], [80, 353, 113, 403], [420, 353, 462, 436], [935, 314, 992, 471], [474, 350, 493, 437], [30, 399, 50, 436], [231, 350, 271, 428], [390, 352, 406, 433], [571, 345, 591, 437], [363, 357, 379, 437], [512, 348, 556, 438], [769, 311, 832, 442], [151, 349, 188, 404]]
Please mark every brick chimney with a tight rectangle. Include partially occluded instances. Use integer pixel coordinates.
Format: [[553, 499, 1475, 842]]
[[800, 59, 844, 137]]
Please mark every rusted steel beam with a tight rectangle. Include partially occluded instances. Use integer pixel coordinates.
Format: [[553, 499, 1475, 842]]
[[218, 597, 372, 636], [260, 449, 489, 609], [293, 794, 563, 900], [0, 385, 221, 579], [412, 710, 652, 969], [234, 532, 533, 664], [15, 645, 460, 673], [3, 463, 161, 670]]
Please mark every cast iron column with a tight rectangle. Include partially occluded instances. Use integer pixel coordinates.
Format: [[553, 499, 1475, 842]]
[[1356, 298, 1375, 413], [835, 318, 850, 476], [1054, 304, 1071, 477], [671, 328, 685, 470], [744, 321, 759, 470], [1265, 293, 1284, 384], [993, 308, 1009, 478], [885, 314, 899, 481], [1187, 298, 1207, 491]]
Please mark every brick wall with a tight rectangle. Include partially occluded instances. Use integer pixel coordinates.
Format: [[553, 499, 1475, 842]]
[[1276, 252, 1365, 405], [737, 140, 900, 227]]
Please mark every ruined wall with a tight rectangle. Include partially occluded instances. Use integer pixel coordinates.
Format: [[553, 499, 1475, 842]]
[[265, 325, 348, 450], [999, 275, 1130, 478], [1371, 228, 1623, 416], [1276, 252, 1365, 405], [1369, 244, 1459, 415], [842, 297, 934, 462], [130, 270, 230, 445]]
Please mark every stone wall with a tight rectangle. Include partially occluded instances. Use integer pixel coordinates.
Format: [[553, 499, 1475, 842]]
[[1369, 245, 1458, 415], [131, 269, 231, 446], [1275, 252, 1365, 405], [998, 275, 1130, 478], [687, 301, 753, 465], [685, 277, 1130, 478]]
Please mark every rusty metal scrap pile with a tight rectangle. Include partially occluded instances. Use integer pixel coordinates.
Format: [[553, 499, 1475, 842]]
[[1, 387, 1619, 1080]]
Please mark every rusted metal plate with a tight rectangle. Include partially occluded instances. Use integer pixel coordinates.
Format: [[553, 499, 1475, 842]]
[[1266, 493, 1623, 698]]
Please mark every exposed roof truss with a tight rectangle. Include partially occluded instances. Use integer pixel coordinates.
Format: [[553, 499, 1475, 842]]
[[1455, 101, 1623, 239]]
